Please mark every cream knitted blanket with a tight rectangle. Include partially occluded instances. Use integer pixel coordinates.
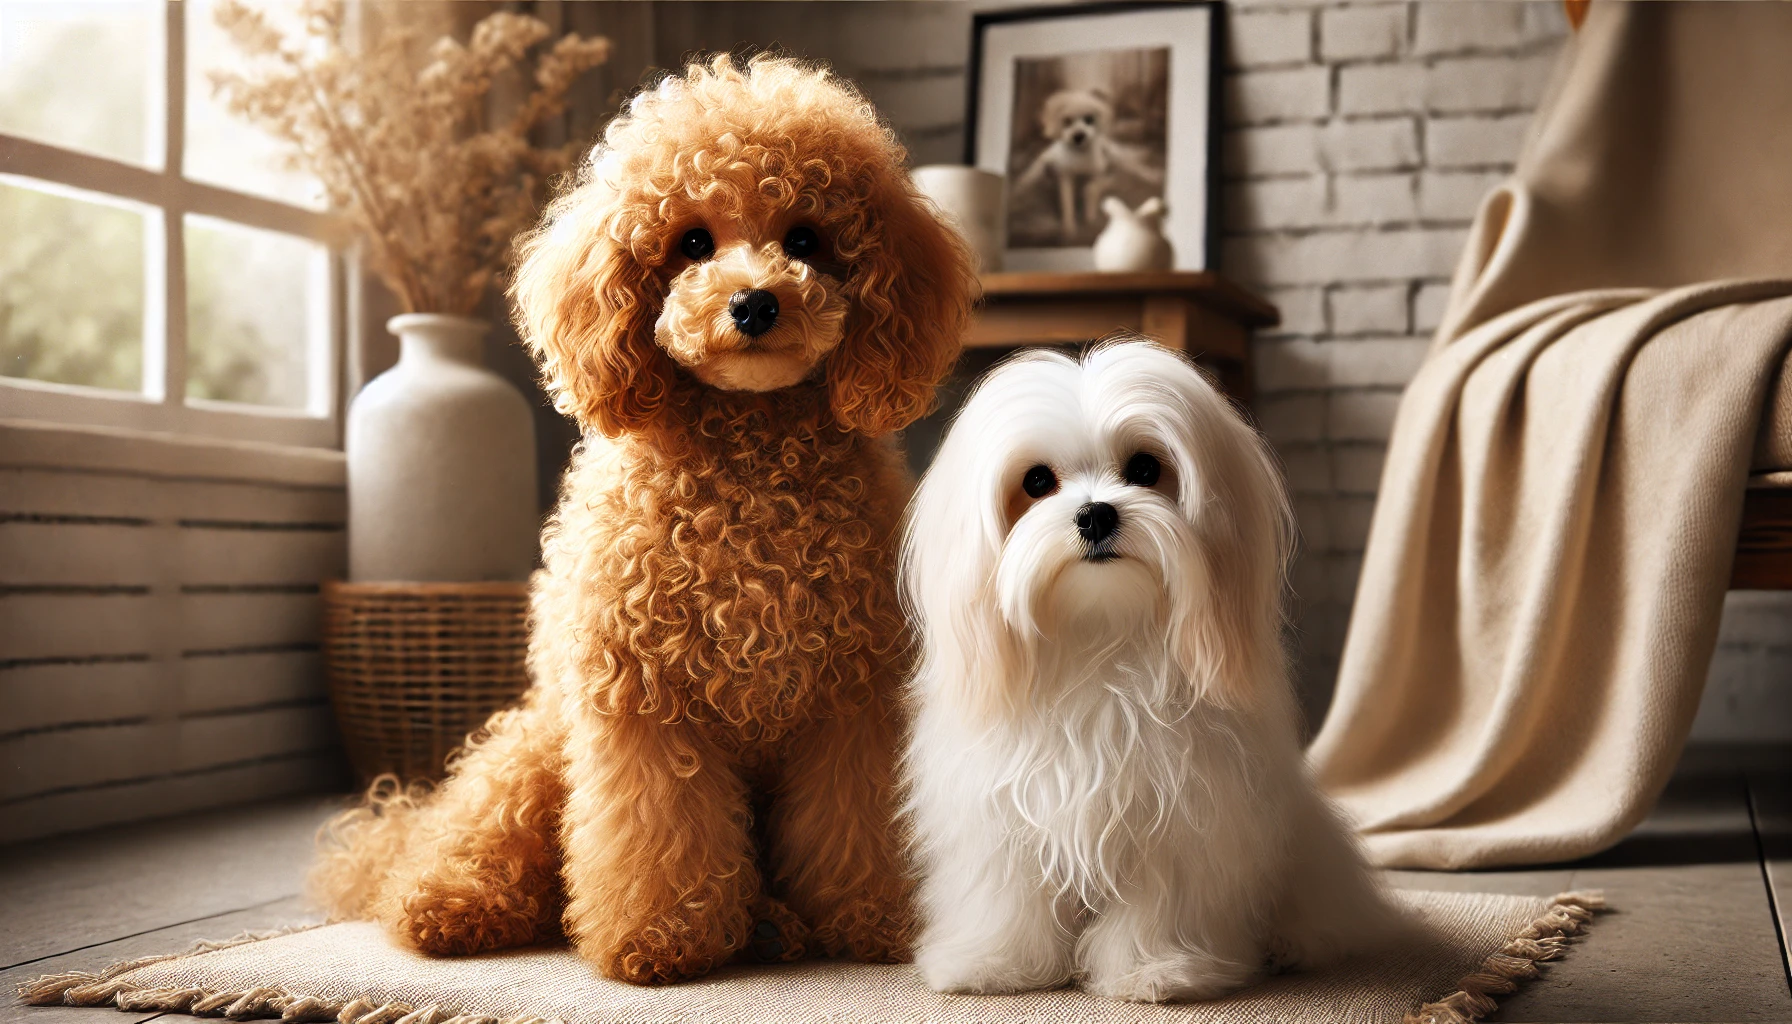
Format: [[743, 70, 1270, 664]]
[[1307, 0, 1792, 869], [1309, 281, 1792, 869]]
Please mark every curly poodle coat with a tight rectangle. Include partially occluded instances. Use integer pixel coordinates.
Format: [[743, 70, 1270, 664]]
[[311, 55, 977, 985]]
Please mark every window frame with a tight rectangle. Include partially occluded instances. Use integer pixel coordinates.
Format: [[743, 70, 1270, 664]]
[[0, 1, 345, 449]]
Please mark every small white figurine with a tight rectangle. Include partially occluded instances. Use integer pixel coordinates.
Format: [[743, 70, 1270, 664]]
[[1092, 196, 1174, 272]]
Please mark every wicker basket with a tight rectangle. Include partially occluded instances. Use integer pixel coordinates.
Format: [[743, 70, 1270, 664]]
[[322, 580, 531, 783]]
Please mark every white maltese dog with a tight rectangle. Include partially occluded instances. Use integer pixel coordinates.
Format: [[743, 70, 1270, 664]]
[[900, 339, 1405, 1003]]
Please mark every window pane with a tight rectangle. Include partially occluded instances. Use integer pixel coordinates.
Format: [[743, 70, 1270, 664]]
[[0, 177, 146, 392], [183, 0, 325, 208], [185, 216, 323, 409], [0, 1, 162, 166]]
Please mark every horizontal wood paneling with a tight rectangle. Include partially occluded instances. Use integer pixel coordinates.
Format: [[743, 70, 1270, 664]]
[[178, 705, 335, 774], [825, 1, 968, 72], [632, 2, 972, 166], [1, 593, 158, 662], [179, 528, 347, 586], [181, 651, 323, 715], [0, 522, 163, 587], [1, 468, 346, 525], [2, 424, 350, 839], [0, 723, 167, 802], [0, 750, 348, 845], [3, 631, 331, 735], [179, 592, 322, 652], [858, 72, 966, 133], [0, 526, 348, 589], [0, 660, 160, 736], [171, 479, 346, 525], [0, 469, 159, 518], [1, 705, 338, 808]]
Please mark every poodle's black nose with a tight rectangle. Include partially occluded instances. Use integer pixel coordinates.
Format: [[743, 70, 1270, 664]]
[[1076, 502, 1119, 544], [730, 289, 779, 337]]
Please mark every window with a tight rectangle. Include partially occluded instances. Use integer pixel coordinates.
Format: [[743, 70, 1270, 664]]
[[0, 1, 341, 448]]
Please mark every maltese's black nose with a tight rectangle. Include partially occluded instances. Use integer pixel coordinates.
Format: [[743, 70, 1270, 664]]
[[1076, 501, 1119, 544], [730, 289, 780, 337]]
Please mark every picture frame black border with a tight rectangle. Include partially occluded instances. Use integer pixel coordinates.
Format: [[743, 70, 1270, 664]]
[[963, 0, 1225, 272]]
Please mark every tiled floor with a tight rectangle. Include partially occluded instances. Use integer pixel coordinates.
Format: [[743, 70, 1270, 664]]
[[5, 747, 1792, 1023]]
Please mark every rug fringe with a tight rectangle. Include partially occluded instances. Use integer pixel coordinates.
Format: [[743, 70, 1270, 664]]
[[15, 925, 563, 1024], [17, 927, 315, 1007], [1405, 890, 1607, 1024]]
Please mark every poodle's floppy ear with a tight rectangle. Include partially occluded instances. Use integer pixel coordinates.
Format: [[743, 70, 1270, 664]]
[[510, 175, 675, 437], [826, 177, 976, 436]]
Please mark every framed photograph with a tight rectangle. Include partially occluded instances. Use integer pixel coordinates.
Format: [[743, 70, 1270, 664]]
[[967, 2, 1221, 272]]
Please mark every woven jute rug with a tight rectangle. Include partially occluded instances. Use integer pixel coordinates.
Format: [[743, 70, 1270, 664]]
[[20, 890, 1603, 1024]]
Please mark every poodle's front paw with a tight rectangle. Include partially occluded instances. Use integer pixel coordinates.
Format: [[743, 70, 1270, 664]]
[[916, 945, 1072, 995], [1081, 954, 1257, 1004], [815, 895, 913, 963], [733, 896, 812, 964], [581, 904, 748, 985], [389, 877, 556, 956]]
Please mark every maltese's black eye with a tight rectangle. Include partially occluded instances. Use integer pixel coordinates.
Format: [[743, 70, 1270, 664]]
[[1021, 464, 1058, 499], [679, 228, 715, 260], [783, 225, 821, 260], [1123, 452, 1161, 487]]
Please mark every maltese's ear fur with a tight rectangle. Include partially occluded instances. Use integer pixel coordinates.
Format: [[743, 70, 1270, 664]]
[[902, 339, 1293, 720], [899, 337, 1405, 1003]]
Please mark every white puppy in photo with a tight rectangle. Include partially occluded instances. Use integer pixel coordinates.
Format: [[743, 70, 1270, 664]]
[[1014, 88, 1163, 243], [900, 339, 1406, 1003]]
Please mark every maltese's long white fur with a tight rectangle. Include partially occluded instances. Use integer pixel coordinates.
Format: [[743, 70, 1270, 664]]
[[900, 339, 1405, 1002]]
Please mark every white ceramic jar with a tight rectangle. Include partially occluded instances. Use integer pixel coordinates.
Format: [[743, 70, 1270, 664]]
[[346, 313, 539, 582], [911, 165, 1006, 273]]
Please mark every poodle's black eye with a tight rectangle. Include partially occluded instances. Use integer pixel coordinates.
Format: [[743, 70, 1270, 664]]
[[783, 225, 822, 260], [1021, 464, 1058, 499], [679, 228, 715, 261], [1123, 452, 1161, 487]]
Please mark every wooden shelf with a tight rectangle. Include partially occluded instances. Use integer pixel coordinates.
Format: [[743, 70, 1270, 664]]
[[978, 270, 1280, 328], [966, 270, 1279, 401]]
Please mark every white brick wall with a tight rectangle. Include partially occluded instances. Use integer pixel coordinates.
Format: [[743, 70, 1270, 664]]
[[1222, 1, 1792, 737], [1320, 5, 1406, 63], [1228, 9, 1314, 68], [1222, 1, 1569, 718]]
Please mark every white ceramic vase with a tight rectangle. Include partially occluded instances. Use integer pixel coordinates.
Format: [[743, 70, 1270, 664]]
[[911, 165, 1006, 273], [1093, 196, 1175, 272], [346, 313, 538, 582]]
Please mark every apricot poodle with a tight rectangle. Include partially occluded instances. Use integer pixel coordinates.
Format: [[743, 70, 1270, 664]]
[[311, 55, 976, 984]]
